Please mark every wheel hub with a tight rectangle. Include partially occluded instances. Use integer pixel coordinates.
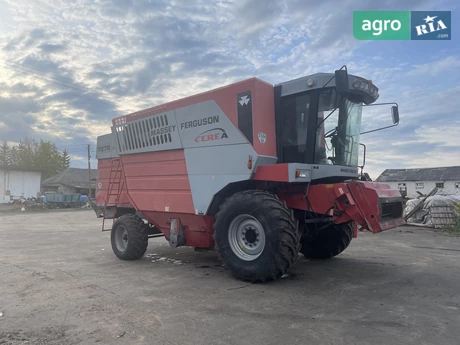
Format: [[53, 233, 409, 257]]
[[228, 214, 266, 261], [242, 227, 259, 246], [114, 225, 129, 252]]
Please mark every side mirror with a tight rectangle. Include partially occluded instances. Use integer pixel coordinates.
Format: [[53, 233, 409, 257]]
[[391, 105, 399, 124], [358, 143, 366, 178], [335, 69, 349, 96], [360, 102, 400, 135]]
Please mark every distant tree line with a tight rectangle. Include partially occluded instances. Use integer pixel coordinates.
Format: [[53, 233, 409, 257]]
[[0, 137, 71, 179]]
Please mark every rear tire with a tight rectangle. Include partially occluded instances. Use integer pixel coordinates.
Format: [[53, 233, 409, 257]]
[[214, 190, 301, 282], [111, 215, 148, 260], [300, 222, 353, 259]]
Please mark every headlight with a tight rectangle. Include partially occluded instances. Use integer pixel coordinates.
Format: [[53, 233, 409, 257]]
[[295, 170, 309, 179], [353, 80, 368, 91], [353, 79, 379, 98], [369, 85, 379, 97]]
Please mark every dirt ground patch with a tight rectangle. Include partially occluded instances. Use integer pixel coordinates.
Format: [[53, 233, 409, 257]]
[[1, 210, 460, 345]]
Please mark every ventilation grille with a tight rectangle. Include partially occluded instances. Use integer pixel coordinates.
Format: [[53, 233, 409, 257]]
[[114, 114, 172, 153]]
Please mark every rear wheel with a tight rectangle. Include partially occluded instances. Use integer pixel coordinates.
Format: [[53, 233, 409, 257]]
[[214, 190, 301, 282], [111, 215, 148, 260], [300, 222, 353, 259]]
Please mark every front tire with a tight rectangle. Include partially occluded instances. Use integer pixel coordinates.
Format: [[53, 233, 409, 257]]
[[214, 190, 301, 282], [111, 215, 148, 260], [300, 222, 353, 259]]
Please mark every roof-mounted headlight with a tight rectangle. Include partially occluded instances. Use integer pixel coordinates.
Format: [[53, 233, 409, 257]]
[[353, 80, 369, 91], [353, 79, 379, 99], [369, 85, 379, 97]]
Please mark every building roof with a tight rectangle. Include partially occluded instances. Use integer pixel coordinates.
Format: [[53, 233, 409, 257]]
[[376, 166, 460, 182], [42, 168, 97, 188], [0, 165, 44, 173]]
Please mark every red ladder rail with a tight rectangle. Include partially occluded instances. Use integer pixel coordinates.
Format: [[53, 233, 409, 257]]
[[102, 158, 125, 231]]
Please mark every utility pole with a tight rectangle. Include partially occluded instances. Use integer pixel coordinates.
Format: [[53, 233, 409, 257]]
[[87, 144, 92, 198]]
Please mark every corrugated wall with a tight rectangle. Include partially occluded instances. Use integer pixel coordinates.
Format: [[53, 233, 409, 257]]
[[0, 169, 41, 202]]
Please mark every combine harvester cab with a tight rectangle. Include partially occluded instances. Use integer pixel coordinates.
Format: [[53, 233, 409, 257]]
[[94, 66, 405, 282]]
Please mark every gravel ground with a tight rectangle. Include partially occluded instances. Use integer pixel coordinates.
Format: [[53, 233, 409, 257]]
[[1, 210, 460, 345]]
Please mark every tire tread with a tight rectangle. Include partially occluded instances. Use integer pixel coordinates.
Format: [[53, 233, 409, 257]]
[[300, 223, 353, 260], [214, 190, 300, 282], [111, 214, 148, 260]]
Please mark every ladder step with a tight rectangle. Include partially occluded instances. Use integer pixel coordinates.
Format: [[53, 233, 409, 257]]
[[105, 160, 124, 222]]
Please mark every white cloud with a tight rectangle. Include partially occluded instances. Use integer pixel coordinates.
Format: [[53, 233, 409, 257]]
[[413, 124, 460, 147], [407, 56, 460, 77]]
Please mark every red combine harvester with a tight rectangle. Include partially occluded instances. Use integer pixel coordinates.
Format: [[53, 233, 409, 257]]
[[94, 66, 405, 282]]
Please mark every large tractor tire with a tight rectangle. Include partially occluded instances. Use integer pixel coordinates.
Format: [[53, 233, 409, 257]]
[[214, 190, 301, 282], [300, 222, 353, 260], [111, 215, 149, 260]]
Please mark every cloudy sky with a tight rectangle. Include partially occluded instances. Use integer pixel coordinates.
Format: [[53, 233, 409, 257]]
[[0, 0, 458, 179]]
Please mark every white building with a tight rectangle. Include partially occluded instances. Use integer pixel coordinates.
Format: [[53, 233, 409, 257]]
[[376, 166, 460, 199], [0, 166, 42, 203]]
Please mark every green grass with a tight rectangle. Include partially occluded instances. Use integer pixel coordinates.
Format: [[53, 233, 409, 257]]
[[444, 203, 460, 237], [444, 222, 460, 237]]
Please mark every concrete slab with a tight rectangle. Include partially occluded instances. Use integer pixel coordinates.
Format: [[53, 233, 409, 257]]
[[0, 210, 459, 344]]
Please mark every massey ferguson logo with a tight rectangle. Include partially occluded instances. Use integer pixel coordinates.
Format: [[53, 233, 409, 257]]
[[239, 95, 250, 106], [194, 128, 228, 143]]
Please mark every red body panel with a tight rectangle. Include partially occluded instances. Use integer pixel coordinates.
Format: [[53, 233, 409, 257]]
[[252, 80, 276, 157], [279, 181, 405, 233], [96, 159, 131, 207], [280, 183, 360, 224], [143, 211, 215, 248], [252, 164, 290, 182], [97, 150, 194, 214], [97, 152, 214, 247], [348, 180, 405, 232], [120, 150, 194, 214]]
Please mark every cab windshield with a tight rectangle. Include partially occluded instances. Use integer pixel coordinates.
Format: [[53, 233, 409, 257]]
[[279, 87, 363, 167], [315, 89, 363, 166]]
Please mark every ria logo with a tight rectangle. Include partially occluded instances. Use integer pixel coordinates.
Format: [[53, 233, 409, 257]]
[[411, 11, 451, 40], [415, 15, 447, 36], [194, 128, 229, 143]]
